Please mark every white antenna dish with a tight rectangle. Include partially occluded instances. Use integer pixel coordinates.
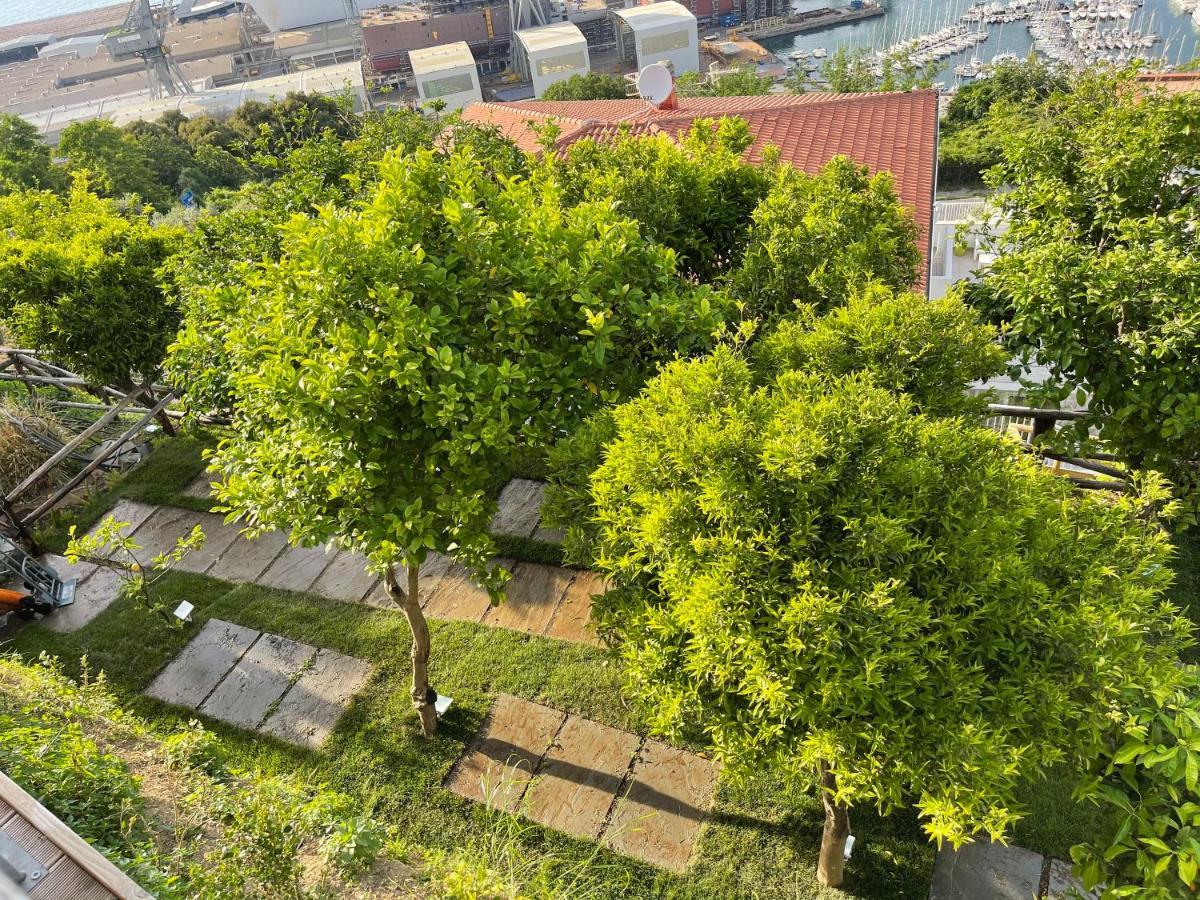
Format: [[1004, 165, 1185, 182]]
[[637, 63, 674, 106]]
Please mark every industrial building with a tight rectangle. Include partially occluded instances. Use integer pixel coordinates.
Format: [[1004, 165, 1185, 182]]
[[410, 41, 482, 110], [612, 1, 699, 75], [360, 5, 512, 79], [514, 22, 589, 97]]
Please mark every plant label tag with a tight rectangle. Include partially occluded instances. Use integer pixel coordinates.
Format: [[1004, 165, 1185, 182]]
[[434, 694, 453, 717], [174, 601, 194, 622]]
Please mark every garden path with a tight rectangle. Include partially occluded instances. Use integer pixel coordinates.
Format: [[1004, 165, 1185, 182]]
[[446, 693, 721, 873], [930, 840, 1097, 899]]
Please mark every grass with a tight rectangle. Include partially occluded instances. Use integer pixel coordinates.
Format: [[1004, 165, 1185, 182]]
[[8, 574, 935, 899]]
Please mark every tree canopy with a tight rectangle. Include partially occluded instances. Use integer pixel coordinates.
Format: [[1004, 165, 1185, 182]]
[[195, 143, 725, 732], [0, 113, 58, 194], [973, 68, 1200, 517], [675, 68, 771, 97], [0, 181, 182, 387], [583, 342, 1191, 885], [539, 72, 629, 101]]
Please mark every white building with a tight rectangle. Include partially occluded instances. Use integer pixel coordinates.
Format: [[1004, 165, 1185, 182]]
[[246, 0, 361, 32], [612, 1, 699, 75], [410, 42, 482, 112], [514, 23, 590, 97], [928, 197, 1001, 300]]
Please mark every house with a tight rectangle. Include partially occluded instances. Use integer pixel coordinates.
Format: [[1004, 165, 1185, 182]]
[[460, 91, 941, 291]]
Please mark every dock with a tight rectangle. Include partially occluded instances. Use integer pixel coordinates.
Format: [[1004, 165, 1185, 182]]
[[740, 5, 885, 40]]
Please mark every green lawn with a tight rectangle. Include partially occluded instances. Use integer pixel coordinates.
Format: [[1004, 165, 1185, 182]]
[[17, 433, 1193, 897]]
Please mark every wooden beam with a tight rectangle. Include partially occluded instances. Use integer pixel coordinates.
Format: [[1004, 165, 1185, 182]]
[[0, 771, 151, 899]]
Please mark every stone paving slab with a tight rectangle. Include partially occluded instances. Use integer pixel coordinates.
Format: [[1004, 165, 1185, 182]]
[[523, 716, 641, 841], [127, 505, 201, 561], [183, 472, 218, 500], [1047, 859, 1099, 899], [41, 565, 123, 634], [207, 530, 289, 584], [423, 560, 510, 623], [257, 543, 335, 593], [199, 632, 317, 730], [146, 618, 260, 708], [446, 694, 566, 812], [929, 841, 1045, 900], [309, 550, 379, 603], [175, 513, 244, 576], [86, 499, 157, 545], [545, 571, 605, 645], [605, 739, 721, 873], [483, 562, 574, 635], [260, 647, 374, 748], [491, 479, 545, 538]]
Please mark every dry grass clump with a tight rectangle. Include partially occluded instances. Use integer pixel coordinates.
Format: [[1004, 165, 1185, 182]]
[[0, 394, 70, 494]]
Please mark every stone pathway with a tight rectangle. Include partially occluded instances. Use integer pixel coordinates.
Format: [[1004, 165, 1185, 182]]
[[490, 478, 563, 544], [930, 841, 1098, 900], [145, 618, 372, 749], [72, 499, 606, 645], [445, 694, 720, 872]]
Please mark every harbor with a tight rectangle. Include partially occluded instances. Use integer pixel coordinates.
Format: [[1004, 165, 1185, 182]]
[[760, 0, 1199, 86], [740, 3, 885, 39]]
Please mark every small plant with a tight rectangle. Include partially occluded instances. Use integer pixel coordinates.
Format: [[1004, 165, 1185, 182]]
[[160, 720, 227, 777], [66, 514, 204, 623]]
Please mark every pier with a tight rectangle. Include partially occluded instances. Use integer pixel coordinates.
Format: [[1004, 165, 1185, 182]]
[[740, 4, 885, 40]]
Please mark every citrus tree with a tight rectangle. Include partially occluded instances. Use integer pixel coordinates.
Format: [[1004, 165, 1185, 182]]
[[582, 345, 1190, 887], [975, 68, 1200, 518], [194, 145, 727, 736], [730, 156, 921, 322], [0, 181, 183, 389], [539, 72, 628, 100]]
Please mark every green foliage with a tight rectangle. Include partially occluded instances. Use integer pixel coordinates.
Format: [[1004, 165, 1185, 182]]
[[975, 67, 1200, 520], [820, 47, 933, 93], [196, 143, 725, 582], [0, 113, 57, 193], [939, 57, 1069, 184], [584, 345, 1191, 852], [551, 118, 770, 280], [729, 156, 920, 322], [1071, 669, 1200, 898], [756, 283, 1007, 416], [0, 181, 182, 386], [676, 67, 771, 97], [67, 514, 206, 621], [59, 119, 172, 209], [539, 72, 629, 100]]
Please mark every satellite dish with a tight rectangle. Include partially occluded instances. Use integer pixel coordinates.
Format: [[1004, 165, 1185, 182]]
[[637, 63, 674, 106]]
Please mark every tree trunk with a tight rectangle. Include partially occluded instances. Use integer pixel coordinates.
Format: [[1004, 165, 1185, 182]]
[[385, 563, 438, 738], [816, 762, 851, 888]]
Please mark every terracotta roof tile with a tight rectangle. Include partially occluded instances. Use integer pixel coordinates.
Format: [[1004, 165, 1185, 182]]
[[459, 90, 940, 291]]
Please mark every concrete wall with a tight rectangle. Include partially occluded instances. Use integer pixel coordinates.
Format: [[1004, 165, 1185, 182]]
[[363, 6, 511, 72]]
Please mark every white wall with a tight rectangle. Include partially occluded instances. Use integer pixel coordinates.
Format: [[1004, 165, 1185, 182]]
[[416, 65, 482, 111], [529, 43, 590, 96], [635, 21, 698, 74], [248, 0, 359, 32]]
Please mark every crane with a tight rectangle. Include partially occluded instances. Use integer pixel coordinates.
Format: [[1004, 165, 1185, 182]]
[[104, 0, 195, 99]]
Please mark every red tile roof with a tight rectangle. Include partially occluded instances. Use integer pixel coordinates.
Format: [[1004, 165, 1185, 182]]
[[1136, 71, 1200, 95], [460, 91, 940, 291]]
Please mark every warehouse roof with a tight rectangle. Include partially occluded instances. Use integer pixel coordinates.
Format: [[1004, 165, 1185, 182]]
[[409, 41, 476, 75], [612, 1, 695, 30], [516, 22, 586, 53]]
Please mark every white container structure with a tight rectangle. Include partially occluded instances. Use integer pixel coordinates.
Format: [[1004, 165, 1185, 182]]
[[612, 1, 699, 75], [410, 42, 482, 112], [247, 0, 360, 32], [514, 22, 590, 97]]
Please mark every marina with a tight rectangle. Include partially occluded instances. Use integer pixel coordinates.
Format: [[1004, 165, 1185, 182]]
[[762, 0, 1199, 86]]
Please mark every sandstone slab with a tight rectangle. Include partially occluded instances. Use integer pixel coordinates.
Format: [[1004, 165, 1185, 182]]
[[604, 739, 720, 873], [446, 694, 565, 812], [929, 841, 1045, 900], [257, 544, 334, 593], [85, 499, 157, 548], [260, 648, 373, 748], [199, 632, 316, 730], [128, 506, 202, 562], [491, 479, 544, 538], [41, 565, 124, 634], [523, 716, 641, 841], [207, 530, 289, 584], [182, 472, 218, 500], [1047, 859, 1099, 899], [175, 513, 244, 576], [309, 550, 379, 603], [423, 560, 510, 623], [544, 571, 605, 645], [145, 618, 259, 708], [483, 562, 573, 635]]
